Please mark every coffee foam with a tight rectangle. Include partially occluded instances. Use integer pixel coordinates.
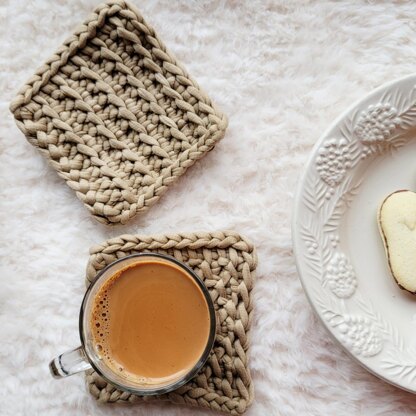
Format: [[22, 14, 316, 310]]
[[91, 280, 112, 364], [90, 271, 135, 379]]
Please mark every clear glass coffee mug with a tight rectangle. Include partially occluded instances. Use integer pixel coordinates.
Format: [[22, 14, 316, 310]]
[[50, 253, 217, 395]]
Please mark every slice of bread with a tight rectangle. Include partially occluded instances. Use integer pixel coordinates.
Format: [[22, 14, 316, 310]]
[[378, 190, 416, 293]]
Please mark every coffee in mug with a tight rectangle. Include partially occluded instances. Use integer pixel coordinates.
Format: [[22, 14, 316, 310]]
[[91, 258, 211, 386], [50, 254, 216, 395]]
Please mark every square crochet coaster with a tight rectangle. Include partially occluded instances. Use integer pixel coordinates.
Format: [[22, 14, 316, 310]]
[[85, 231, 257, 414], [10, 0, 227, 225]]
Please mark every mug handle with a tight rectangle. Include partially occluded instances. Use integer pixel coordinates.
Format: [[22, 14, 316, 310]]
[[49, 346, 92, 378]]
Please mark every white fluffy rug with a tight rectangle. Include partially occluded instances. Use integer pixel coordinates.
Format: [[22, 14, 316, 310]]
[[3, 0, 416, 415]]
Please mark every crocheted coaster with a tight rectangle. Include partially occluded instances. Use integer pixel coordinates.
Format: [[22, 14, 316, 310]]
[[85, 231, 257, 414], [10, 0, 227, 225]]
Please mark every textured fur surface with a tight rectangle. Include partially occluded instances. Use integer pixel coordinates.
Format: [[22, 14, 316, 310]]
[[2, 1, 416, 415]]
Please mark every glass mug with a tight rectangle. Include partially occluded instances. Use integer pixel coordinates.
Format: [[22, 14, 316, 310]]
[[50, 253, 216, 395]]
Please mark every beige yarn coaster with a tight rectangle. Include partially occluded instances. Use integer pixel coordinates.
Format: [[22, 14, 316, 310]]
[[10, 0, 227, 225], [85, 231, 257, 414]]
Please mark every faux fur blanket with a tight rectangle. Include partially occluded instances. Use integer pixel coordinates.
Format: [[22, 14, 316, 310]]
[[2, 1, 416, 415]]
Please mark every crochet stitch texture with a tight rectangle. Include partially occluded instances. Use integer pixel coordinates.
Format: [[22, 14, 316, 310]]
[[10, 0, 227, 224], [85, 231, 257, 414]]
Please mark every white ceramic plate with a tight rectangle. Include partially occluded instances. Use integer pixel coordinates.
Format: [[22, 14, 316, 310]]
[[293, 74, 416, 393]]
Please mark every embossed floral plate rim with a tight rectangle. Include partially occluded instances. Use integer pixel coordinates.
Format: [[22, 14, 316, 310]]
[[292, 74, 416, 393]]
